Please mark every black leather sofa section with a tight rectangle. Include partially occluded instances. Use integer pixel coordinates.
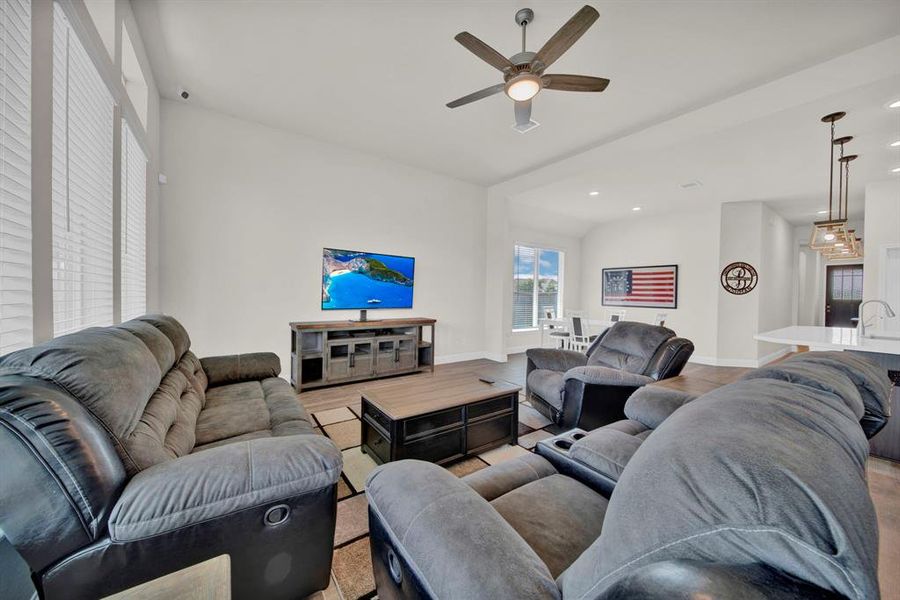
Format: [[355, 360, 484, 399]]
[[0, 315, 341, 599], [366, 351, 890, 599], [526, 321, 694, 429]]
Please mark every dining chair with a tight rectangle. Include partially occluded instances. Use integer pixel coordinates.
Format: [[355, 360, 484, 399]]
[[605, 309, 626, 323], [654, 313, 668, 327], [568, 316, 592, 352]]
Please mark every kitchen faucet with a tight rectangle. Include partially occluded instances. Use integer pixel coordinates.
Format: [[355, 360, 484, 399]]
[[857, 300, 896, 338]]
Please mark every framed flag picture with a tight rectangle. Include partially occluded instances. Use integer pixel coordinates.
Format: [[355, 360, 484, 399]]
[[602, 265, 678, 309]]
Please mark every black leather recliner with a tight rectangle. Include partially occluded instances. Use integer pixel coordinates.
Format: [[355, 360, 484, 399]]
[[0, 315, 342, 599], [365, 351, 892, 600], [526, 321, 694, 429]]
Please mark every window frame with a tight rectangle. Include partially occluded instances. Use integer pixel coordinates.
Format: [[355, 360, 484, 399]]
[[512, 243, 565, 332]]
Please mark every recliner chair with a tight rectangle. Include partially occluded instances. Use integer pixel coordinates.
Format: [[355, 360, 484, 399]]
[[366, 351, 891, 599], [0, 315, 342, 599], [526, 321, 694, 429]]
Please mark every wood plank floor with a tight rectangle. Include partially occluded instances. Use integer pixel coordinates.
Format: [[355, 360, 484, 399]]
[[298, 354, 900, 599]]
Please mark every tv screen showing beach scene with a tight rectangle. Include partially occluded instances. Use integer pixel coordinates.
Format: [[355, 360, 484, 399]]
[[321, 248, 415, 310]]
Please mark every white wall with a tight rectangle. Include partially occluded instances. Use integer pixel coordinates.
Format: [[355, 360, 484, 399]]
[[159, 101, 488, 371], [505, 225, 582, 353], [580, 208, 721, 360], [863, 180, 900, 331], [756, 203, 795, 359]]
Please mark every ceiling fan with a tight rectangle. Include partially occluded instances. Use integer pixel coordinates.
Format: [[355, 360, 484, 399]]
[[447, 5, 609, 132]]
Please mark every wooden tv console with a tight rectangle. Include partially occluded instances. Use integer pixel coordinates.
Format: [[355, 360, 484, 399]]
[[289, 318, 435, 392]]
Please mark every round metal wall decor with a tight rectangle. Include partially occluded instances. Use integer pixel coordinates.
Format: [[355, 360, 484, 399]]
[[721, 262, 758, 295]]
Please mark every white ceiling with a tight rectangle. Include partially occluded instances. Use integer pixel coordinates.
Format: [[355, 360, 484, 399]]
[[508, 75, 900, 235], [134, 0, 900, 186]]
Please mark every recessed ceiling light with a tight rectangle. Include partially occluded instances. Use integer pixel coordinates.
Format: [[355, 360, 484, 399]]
[[890, 99, 900, 109], [891, 140, 900, 148], [632, 206, 641, 211], [893, 167, 900, 173], [589, 191, 599, 196], [817, 210, 828, 214]]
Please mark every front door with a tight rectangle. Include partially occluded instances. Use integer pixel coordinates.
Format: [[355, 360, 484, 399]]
[[825, 264, 863, 327]]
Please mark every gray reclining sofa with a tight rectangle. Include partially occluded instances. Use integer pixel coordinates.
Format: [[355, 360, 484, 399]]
[[526, 321, 694, 430], [0, 315, 342, 599], [366, 351, 891, 599]]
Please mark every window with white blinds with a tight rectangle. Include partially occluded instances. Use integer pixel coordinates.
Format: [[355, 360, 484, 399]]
[[513, 244, 563, 330], [51, 3, 114, 336], [121, 120, 146, 321], [0, 0, 32, 354]]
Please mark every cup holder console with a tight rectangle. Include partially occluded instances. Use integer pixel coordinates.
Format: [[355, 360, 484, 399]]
[[539, 428, 589, 456]]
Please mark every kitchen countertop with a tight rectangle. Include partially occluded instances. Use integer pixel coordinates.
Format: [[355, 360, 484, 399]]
[[755, 326, 900, 355]]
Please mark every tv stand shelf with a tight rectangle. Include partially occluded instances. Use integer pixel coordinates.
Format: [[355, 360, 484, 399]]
[[289, 318, 436, 392]]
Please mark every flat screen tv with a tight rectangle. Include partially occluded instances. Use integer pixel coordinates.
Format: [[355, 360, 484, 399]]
[[321, 248, 415, 311]]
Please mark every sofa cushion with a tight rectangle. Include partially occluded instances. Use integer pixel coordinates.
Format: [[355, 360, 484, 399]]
[[587, 322, 674, 374], [568, 428, 645, 482], [132, 315, 191, 363], [527, 369, 566, 410], [464, 453, 557, 501], [559, 378, 878, 600], [123, 354, 205, 471], [194, 377, 314, 449], [624, 386, 699, 430], [491, 474, 608, 579]]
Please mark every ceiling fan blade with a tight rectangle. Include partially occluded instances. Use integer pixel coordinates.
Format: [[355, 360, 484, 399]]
[[446, 83, 506, 108], [533, 5, 599, 70], [454, 32, 515, 72], [542, 74, 610, 92], [514, 99, 532, 126]]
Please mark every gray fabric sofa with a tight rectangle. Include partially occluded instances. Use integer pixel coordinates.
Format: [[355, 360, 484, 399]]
[[366, 351, 891, 599], [0, 315, 342, 599], [526, 321, 694, 429]]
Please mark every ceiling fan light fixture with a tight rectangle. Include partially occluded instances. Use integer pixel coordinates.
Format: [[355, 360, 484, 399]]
[[505, 73, 542, 102]]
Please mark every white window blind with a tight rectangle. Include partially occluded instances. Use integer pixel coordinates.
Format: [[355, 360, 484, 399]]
[[121, 120, 146, 320], [52, 3, 114, 336], [0, 0, 32, 354], [513, 244, 563, 330]]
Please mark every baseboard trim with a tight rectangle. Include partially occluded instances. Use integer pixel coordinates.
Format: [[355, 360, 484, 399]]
[[434, 351, 490, 365], [505, 345, 530, 356]]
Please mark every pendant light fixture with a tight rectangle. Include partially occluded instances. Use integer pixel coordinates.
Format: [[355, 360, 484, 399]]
[[809, 112, 862, 258]]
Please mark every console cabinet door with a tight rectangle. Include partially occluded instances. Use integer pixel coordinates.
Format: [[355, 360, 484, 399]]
[[351, 341, 374, 377], [326, 342, 351, 381], [375, 339, 398, 375], [397, 337, 417, 370]]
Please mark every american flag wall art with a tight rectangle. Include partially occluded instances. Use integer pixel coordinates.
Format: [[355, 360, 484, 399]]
[[602, 265, 678, 309]]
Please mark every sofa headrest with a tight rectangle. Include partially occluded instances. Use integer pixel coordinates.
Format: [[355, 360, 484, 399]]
[[0, 315, 196, 471], [777, 352, 892, 438], [587, 322, 675, 374], [560, 378, 878, 600], [131, 314, 191, 360], [741, 360, 865, 421]]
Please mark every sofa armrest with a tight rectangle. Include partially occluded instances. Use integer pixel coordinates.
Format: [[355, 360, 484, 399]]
[[526, 348, 587, 372], [108, 435, 341, 542], [569, 428, 644, 482], [564, 365, 654, 387], [200, 352, 281, 386], [623, 385, 699, 430], [366, 460, 559, 600]]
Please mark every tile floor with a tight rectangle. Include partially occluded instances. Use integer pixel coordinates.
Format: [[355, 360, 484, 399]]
[[304, 392, 554, 600]]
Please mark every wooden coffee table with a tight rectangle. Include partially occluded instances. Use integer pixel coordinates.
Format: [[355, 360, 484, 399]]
[[360, 373, 521, 465]]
